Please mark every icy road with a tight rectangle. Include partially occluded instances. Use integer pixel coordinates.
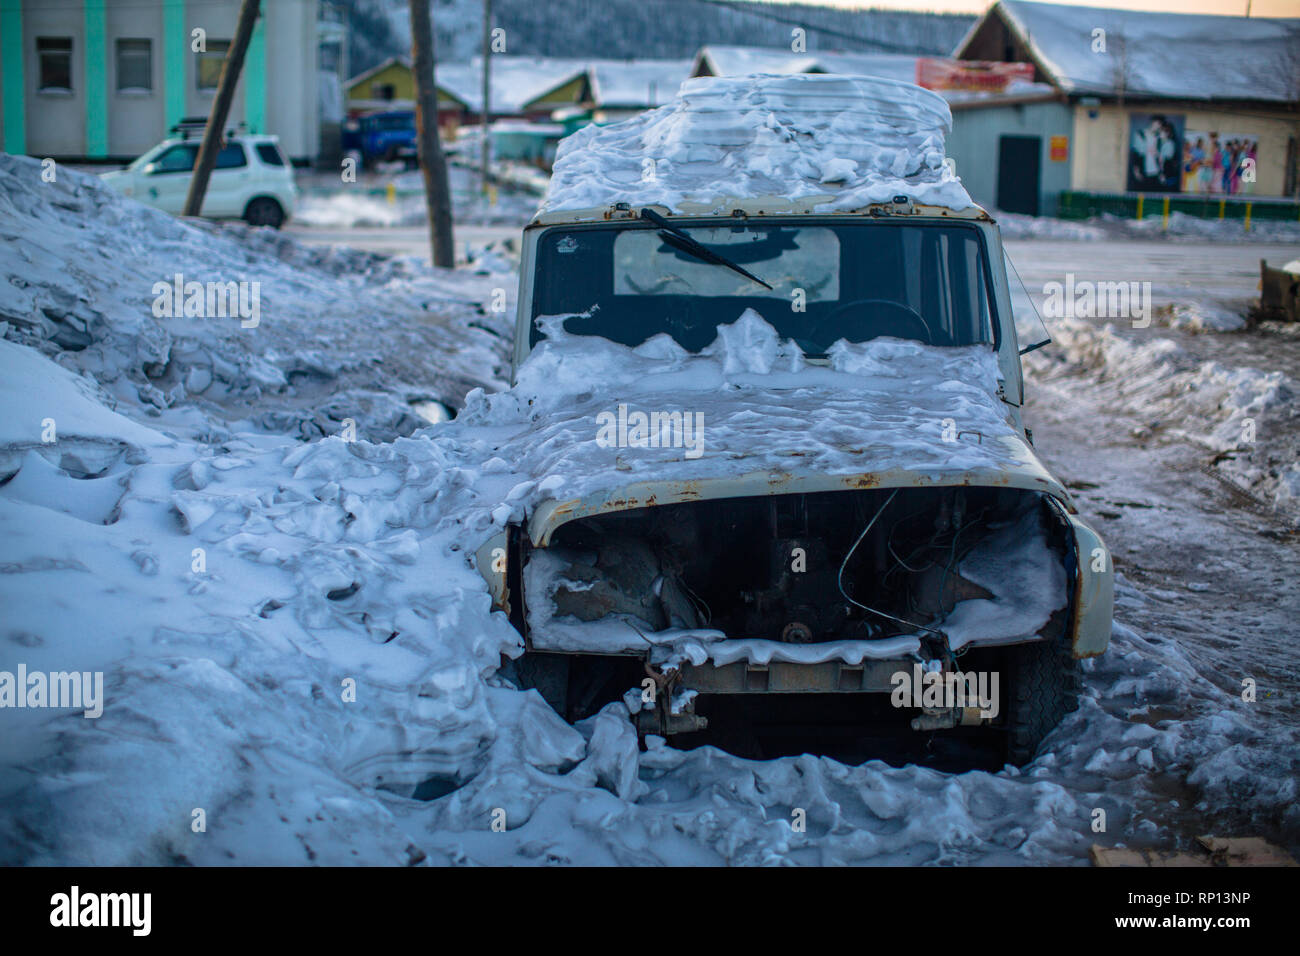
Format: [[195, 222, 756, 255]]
[[0, 159, 1296, 865]]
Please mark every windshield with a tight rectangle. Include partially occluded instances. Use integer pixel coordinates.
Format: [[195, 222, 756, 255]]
[[126, 142, 167, 171], [531, 220, 997, 355], [371, 114, 413, 131]]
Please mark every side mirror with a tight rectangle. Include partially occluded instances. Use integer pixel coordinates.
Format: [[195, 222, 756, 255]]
[[142, 161, 160, 175]]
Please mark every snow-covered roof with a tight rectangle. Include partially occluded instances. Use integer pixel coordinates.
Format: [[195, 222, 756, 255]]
[[343, 55, 410, 90], [437, 57, 590, 114], [689, 46, 1060, 108], [970, 1, 1300, 103], [693, 45, 923, 86], [588, 59, 695, 109], [943, 80, 1060, 109], [541, 73, 972, 217], [435, 57, 693, 114], [694, 46, 823, 77], [490, 120, 565, 136], [807, 51, 922, 86]]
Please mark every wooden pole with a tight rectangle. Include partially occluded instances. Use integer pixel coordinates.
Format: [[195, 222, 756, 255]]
[[183, 0, 260, 218], [409, 0, 455, 268], [480, 0, 492, 197]]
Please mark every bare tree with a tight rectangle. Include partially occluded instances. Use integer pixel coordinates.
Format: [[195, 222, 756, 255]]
[[409, 0, 455, 268], [184, 0, 261, 218]]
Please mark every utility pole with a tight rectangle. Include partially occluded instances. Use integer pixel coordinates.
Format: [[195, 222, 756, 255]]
[[480, 0, 492, 196], [409, 0, 455, 268], [184, 0, 260, 217]]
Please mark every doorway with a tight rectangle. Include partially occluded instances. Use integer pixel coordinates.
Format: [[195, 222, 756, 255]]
[[997, 135, 1042, 216]]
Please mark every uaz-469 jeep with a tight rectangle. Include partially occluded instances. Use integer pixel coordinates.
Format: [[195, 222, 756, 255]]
[[477, 74, 1112, 765]]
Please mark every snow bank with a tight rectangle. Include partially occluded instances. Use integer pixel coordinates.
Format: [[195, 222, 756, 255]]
[[1123, 211, 1300, 243], [1027, 318, 1300, 513], [1165, 301, 1246, 333], [994, 212, 1108, 241], [294, 192, 422, 229], [996, 210, 1300, 244], [0, 155, 512, 443], [542, 73, 973, 216]]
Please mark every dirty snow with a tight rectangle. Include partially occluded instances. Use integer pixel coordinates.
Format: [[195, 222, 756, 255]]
[[1027, 318, 1300, 514], [1, 156, 513, 443], [997, 209, 1300, 244], [1, 158, 1296, 866]]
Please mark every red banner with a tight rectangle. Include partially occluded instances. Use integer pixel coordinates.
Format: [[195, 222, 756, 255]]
[[915, 59, 1036, 93]]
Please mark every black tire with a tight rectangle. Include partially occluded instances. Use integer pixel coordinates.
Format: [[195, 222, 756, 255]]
[[244, 197, 284, 229], [1004, 632, 1083, 766]]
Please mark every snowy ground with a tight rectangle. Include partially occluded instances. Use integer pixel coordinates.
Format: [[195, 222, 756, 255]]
[[292, 162, 544, 233], [1, 157, 1296, 865], [997, 209, 1300, 244]]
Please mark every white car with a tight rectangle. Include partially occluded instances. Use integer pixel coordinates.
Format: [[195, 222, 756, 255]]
[[102, 131, 296, 228]]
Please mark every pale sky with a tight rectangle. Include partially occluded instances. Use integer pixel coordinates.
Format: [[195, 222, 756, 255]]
[[782, 0, 1300, 18]]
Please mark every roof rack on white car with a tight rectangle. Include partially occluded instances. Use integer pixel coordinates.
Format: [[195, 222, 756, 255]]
[[170, 117, 250, 141]]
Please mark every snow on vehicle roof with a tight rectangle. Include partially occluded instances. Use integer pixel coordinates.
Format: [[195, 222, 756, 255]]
[[540, 73, 973, 217], [985, 0, 1300, 103]]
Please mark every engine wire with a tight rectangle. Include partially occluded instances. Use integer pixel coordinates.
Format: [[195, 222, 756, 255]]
[[836, 489, 947, 637]]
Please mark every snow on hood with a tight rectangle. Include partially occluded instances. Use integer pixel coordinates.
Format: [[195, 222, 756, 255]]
[[456, 309, 1030, 521], [541, 73, 974, 216]]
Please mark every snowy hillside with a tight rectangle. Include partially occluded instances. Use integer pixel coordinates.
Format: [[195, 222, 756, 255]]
[[340, 0, 976, 73]]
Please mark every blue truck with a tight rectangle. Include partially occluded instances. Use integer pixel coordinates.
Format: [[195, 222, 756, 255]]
[[342, 110, 418, 169]]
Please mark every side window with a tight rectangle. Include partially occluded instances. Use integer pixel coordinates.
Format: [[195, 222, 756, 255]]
[[37, 37, 73, 92], [197, 40, 231, 91], [254, 143, 284, 166], [115, 38, 152, 93], [215, 143, 248, 169], [1004, 250, 1051, 354], [154, 144, 198, 173]]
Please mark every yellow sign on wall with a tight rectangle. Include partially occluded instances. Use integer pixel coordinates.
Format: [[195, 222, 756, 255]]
[[1050, 136, 1069, 162]]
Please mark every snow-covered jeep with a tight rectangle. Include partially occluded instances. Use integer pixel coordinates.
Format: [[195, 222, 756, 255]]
[[478, 74, 1112, 766]]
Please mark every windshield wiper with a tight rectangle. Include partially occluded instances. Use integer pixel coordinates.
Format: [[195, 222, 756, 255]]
[[639, 207, 772, 290]]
